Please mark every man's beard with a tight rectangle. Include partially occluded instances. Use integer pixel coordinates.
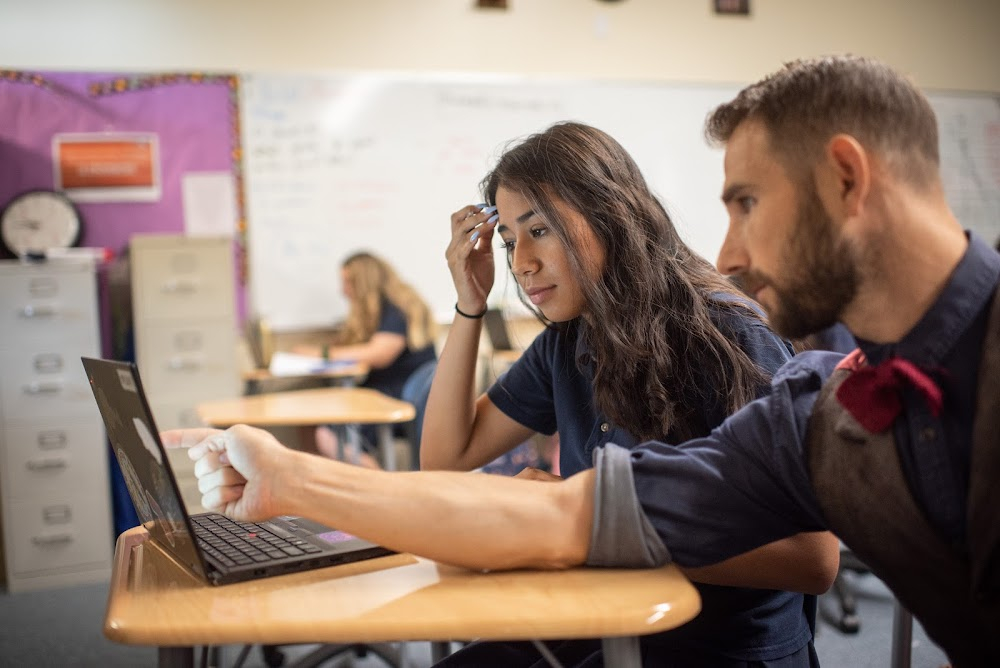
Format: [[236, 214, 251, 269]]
[[747, 187, 860, 340]]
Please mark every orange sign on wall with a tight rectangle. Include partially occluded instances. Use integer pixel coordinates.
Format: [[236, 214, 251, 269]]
[[53, 133, 161, 201]]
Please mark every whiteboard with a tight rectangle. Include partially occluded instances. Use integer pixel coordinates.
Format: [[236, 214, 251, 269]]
[[928, 92, 1000, 245], [241, 73, 739, 329], [241, 73, 1000, 330]]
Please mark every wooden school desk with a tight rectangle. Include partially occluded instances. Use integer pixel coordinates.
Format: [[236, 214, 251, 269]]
[[195, 386, 414, 470], [106, 526, 702, 668]]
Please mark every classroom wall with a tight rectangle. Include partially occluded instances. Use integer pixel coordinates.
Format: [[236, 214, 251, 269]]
[[0, 73, 239, 257], [3, 0, 998, 330], [3, 0, 999, 93]]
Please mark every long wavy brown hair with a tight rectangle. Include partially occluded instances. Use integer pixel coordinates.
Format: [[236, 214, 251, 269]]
[[337, 252, 436, 350], [483, 122, 772, 442]]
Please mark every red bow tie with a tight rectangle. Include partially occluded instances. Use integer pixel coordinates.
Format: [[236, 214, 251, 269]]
[[835, 350, 943, 433]]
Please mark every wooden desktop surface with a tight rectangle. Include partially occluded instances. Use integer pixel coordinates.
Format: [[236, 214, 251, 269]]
[[106, 526, 701, 648], [196, 386, 415, 427]]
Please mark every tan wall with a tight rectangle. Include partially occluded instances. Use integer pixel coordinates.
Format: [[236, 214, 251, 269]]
[[3, 0, 999, 92]]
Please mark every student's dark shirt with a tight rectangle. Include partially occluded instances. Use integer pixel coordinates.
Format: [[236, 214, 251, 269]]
[[489, 298, 794, 477], [489, 299, 814, 662], [363, 299, 436, 400], [810, 322, 856, 355]]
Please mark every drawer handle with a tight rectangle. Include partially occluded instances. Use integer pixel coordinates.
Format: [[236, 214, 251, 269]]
[[174, 330, 204, 351], [34, 353, 64, 373], [168, 357, 203, 371], [43, 505, 72, 523], [19, 304, 56, 318], [31, 534, 73, 546], [28, 277, 58, 297], [23, 381, 63, 395], [27, 457, 68, 471], [161, 278, 199, 294], [37, 430, 68, 449]]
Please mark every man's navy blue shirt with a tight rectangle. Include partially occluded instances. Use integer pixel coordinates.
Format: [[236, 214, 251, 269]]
[[614, 232, 1000, 567]]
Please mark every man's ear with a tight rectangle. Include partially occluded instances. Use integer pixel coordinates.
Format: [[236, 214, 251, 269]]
[[825, 134, 870, 217]]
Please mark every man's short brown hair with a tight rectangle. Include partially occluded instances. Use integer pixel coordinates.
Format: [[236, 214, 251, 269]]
[[705, 55, 940, 187]]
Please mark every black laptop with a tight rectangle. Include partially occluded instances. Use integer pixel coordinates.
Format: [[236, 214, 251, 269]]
[[82, 357, 393, 585]]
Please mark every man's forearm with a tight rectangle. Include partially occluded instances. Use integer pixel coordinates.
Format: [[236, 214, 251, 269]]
[[283, 452, 596, 571]]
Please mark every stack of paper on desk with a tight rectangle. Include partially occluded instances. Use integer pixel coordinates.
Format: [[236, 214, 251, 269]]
[[267, 351, 354, 376]]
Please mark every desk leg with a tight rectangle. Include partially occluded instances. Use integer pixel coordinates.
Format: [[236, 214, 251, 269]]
[[430, 641, 453, 663], [891, 601, 913, 668], [345, 424, 362, 464], [377, 423, 396, 471], [602, 636, 641, 668], [158, 646, 194, 668]]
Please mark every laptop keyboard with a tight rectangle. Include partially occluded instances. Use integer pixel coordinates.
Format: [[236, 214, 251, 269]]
[[191, 513, 324, 568]]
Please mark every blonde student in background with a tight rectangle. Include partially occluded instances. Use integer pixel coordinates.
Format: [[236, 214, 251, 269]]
[[419, 121, 837, 667], [295, 252, 437, 467]]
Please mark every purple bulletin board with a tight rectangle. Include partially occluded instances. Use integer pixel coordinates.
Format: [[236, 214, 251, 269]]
[[0, 70, 246, 319]]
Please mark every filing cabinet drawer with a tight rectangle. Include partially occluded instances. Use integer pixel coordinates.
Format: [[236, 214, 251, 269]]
[[0, 258, 112, 592], [1, 420, 107, 501], [146, 398, 210, 430], [136, 319, 240, 397], [0, 348, 99, 421], [131, 240, 235, 320], [0, 267, 99, 350], [5, 494, 112, 576]]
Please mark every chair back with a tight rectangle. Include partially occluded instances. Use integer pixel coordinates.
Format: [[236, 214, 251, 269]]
[[401, 359, 437, 469]]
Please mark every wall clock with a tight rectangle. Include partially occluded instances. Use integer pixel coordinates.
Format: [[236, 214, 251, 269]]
[[0, 190, 83, 258]]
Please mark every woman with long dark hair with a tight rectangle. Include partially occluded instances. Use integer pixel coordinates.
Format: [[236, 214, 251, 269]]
[[422, 122, 837, 666]]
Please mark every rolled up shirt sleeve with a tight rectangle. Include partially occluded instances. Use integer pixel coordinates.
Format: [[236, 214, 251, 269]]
[[587, 351, 840, 568], [587, 443, 671, 567]]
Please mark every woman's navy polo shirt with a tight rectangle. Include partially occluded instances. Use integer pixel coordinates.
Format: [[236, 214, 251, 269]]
[[487, 299, 814, 662], [487, 299, 794, 478]]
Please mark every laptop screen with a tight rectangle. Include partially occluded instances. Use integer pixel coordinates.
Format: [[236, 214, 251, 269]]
[[82, 357, 208, 579], [483, 308, 514, 351]]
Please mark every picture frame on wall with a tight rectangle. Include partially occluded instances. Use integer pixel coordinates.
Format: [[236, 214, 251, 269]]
[[713, 0, 750, 16], [52, 132, 161, 202]]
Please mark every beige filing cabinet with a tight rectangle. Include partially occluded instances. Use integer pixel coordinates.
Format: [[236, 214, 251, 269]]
[[0, 258, 113, 592], [130, 235, 240, 430]]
